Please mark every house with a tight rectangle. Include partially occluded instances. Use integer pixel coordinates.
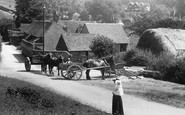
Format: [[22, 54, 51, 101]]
[[80, 23, 130, 52], [137, 28, 185, 57], [56, 33, 97, 61], [125, 2, 150, 12]]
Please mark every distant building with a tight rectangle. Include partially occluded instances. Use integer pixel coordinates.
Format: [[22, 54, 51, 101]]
[[125, 2, 150, 12]]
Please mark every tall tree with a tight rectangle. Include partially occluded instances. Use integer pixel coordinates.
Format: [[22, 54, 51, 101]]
[[130, 4, 170, 35], [15, 0, 82, 23], [84, 0, 119, 23]]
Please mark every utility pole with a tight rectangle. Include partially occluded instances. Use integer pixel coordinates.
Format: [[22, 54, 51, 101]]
[[43, 5, 45, 54]]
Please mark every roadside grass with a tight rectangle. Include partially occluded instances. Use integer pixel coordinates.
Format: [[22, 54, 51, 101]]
[[0, 76, 111, 115], [77, 76, 185, 109]]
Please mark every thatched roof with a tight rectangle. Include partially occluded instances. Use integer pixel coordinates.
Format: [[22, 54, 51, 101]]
[[81, 23, 129, 44], [137, 28, 185, 56], [56, 33, 96, 52]]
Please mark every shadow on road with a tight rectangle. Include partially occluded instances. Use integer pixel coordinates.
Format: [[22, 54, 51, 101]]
[[50, 77, 68, 81], [17, 70, 54, 77]]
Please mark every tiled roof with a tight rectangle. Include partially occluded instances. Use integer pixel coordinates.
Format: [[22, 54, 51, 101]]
[[59, 20, 88, 33], [82, 23, 129, 44], [57, 33, 96, 52]]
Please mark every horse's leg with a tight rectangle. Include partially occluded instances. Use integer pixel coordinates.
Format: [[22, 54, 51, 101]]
[[50, 66, 54, 75], [49, 64, 52, 74], [41, 63, 43, 73], [57, 66, 60, 76], [86, 70, 91, 80], [45, 64, 47, 74], [101, 69, 105, 80]]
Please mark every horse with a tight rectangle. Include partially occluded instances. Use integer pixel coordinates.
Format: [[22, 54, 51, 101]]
[[48, 55, 64, 76], [40, 53, 53, 74], [83, 56, 116, 80]]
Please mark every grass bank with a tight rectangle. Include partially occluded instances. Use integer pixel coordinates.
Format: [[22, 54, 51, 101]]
[[0, 76, 111, 115], [77, 76, 185, 109]]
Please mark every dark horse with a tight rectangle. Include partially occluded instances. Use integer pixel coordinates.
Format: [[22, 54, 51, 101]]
[[83, 56, 116, 80], [40, 53, 53, 74], [48, 55, 64, 76]]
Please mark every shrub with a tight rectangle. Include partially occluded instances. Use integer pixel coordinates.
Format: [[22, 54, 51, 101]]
[[123, 48, 185, 84], [89, 35, 116, 58], [162, 58, 185, 84], [123, 48, 152, 66], [6, 87, 56, 108]]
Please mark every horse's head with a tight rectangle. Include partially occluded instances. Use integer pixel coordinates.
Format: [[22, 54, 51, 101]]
[[102, 56, 115, 71], [41, 53, 53, 63]]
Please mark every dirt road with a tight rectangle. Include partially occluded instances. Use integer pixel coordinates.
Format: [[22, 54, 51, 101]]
[[0, 43, 185, 115]]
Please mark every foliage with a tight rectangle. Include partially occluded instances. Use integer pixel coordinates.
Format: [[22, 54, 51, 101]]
[[89, 35, 116, 58], [130, 4, 170, 35], [123, 49, 151, 66], [6, 87, 56, 108], [0, 18, 14, 42], [123, 48, 185, 84], [15, 0, 82, 23], [155, 18, 185, 29], [79, 11, 89, 21], [84, 0, 119, 23]]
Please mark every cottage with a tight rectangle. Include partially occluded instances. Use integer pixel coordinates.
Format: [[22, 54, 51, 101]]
[[137, 28, 185, 57], [80, 23, 129, 52]]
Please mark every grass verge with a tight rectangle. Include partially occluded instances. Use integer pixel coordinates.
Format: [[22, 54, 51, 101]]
[[77, 76, 185, 109], [0, 76, 111, 115]]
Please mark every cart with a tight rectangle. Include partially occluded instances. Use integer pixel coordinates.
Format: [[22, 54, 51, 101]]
[[21, 38, 84, 80], [21, 38, 124, 80]]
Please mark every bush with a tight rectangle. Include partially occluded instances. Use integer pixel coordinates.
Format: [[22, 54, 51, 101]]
[[123, 49, 152, 66], [162, 58, 185, 84], [123, 48, 185, 84], [89, 35, 116, 58]]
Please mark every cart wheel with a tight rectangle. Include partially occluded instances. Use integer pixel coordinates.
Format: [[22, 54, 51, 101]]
[[61, 70, 69, 79], [25, 57, 31, 71], [66, 65, 82, 80]]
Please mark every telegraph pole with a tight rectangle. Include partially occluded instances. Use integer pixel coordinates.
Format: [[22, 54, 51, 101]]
[[43, 5, 45, 54]]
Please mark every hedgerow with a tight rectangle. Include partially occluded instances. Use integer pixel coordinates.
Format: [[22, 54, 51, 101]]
[[123, 48, 185, 84]]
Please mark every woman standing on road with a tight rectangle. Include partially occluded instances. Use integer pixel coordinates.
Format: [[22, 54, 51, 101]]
[[112, 78, 124, 115]]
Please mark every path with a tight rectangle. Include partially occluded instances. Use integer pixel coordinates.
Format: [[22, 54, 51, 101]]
[[0, 43, 185, 115]]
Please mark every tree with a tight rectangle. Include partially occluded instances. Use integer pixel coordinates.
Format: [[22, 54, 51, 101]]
[[130, 4, 170, 35], [89, 35, 116, 58], [84, 0, 119, 23], [175, 0, 185, 17], [0, 19, 14, 41], [79, 11, 89, 21], [15, 0, 47, 23], [15, 0, 82, 23]]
